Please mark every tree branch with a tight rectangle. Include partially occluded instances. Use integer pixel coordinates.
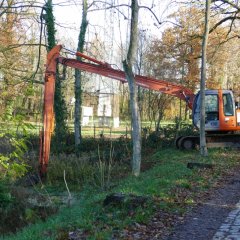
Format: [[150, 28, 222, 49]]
[[1, 43, 47, 52], [210, 16, 240, 33], [213, 0, 240, 11]]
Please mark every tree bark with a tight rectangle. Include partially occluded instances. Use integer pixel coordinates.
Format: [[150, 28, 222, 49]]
[[74, 0, 88, 155], [200, 0, 211, 157], [123, 0, 141, 177]]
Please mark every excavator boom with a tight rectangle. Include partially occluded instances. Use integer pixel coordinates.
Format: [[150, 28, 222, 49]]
[[39, 45, 240, 176], [58, 57, 195, 108], [39, 45, 194, 176]]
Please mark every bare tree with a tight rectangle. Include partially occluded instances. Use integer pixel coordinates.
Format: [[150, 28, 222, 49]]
[[200, 0, 211, 157], [122, 0, 141, 177]]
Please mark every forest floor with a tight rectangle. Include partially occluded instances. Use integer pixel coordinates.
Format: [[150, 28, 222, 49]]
[[120, 164, 240, 240]]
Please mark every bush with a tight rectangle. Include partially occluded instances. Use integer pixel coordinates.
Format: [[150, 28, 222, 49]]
[[0, 180, 13, 208], [0, 180, 27, 235], [0, 134, 28, 180], [146, 123, 197, 149]]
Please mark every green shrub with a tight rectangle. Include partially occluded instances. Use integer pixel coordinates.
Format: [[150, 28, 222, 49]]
[[146, 123, 197, 149], [0, 134, 28, 180], [0, 180, 13, 208], [0, 180, 26, 235], [0, 113, 34, 180]]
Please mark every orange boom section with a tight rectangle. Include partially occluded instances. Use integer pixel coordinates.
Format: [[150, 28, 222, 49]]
[[39, 45, 195, 176], [39, 45, 61, 177]]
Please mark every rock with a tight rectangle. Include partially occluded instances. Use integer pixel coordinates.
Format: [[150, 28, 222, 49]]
[[68, 229, 83, 240], [103, 193, 148, 208], [103, 193, 125, 206], [187, 162, 214, 169]]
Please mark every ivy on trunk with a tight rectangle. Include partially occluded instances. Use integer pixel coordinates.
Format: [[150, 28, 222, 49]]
[[74, 0, 88, 155], [45, 0, 68, 153]]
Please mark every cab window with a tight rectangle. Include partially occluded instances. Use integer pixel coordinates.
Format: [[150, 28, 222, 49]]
[[223, 93, 234, 116], [205, 94, 218, 112]]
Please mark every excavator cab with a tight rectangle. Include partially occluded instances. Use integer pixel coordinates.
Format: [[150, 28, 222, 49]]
[[193, 89, 239, 132]]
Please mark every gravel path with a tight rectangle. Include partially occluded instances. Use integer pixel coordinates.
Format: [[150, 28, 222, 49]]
[[213, 199, 240, 240], [166, 172, 240, 240]]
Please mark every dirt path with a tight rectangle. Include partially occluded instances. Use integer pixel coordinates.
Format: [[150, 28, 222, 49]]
[[166, 170, 240, 240]]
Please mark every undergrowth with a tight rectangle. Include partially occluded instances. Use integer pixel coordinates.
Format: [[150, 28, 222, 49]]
[[1, 147, 240, 240]]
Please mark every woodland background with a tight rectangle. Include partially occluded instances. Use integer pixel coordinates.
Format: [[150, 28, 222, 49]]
[[1, 1, 240, 239], [1, 0, 240, 132]]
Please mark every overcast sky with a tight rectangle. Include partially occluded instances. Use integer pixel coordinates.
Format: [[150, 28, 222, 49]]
[[48, 0, 178, 93], [52, 0, 175, 50]]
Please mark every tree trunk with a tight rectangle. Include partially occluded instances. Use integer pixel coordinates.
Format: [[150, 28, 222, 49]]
[[45, 0, 68, 153], [123, 0, 141, 177], [74, 0, 88, 155], [200, 0, 211, 157]]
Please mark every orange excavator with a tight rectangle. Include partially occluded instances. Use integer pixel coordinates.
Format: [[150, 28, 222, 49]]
[[39, 45, 240, 176]]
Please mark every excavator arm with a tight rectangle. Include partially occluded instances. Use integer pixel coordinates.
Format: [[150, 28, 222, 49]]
[[58, 57, 194, 106], [39, 45, 195, 177]]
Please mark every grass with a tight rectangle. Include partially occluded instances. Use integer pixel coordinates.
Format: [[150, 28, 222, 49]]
[[1, 148, 240, 239], [0, 120, 180, 138]]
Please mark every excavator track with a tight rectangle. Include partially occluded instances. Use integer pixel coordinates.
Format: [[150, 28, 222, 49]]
[[176, 134, 240, 150]]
